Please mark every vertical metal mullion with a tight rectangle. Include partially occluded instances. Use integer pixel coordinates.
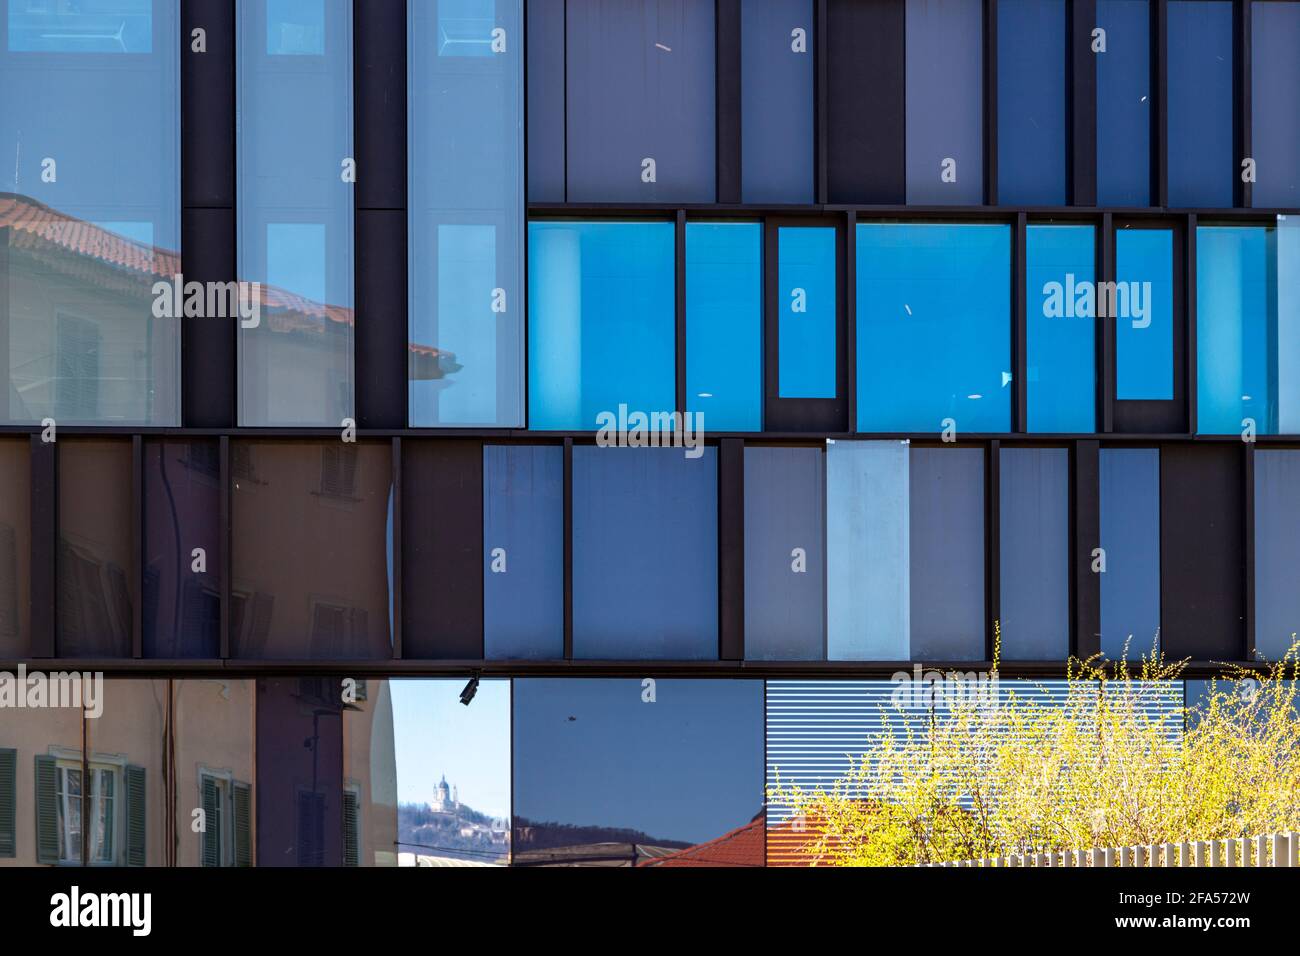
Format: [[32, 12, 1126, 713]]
[[391, 436, 403, 660], [219, 435, 231, 660], [132, 435, 143, 659], [1073, 440, 1101, 661], [29, 436, 56, 659], [984, 0, 999, 206], [1069, 0, 1098, 207], [562, 437, 573, 661], [1243, 441, 1256, 661], [675, 209, 687, 418], [1236, 0, 1253, 208], [1013, 212, 1028, 433], [1153, 0, 1168, 208], [718, 438, 745, 662], [844, 209, 857, 433], [815, 0, 828, 204], [986, 439, 1001, 661], [716, 0, 742, 203], [1186, 213, 1198, 435], [1099, 212, 1115, 432]]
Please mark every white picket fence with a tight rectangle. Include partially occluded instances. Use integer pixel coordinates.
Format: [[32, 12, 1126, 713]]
[[923, 832, 1298, 867]]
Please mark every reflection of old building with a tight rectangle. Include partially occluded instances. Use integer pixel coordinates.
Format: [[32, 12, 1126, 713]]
[[0, 677, 397, 866]]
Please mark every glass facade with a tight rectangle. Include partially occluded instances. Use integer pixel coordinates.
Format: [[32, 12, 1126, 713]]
[[0, 0, 179, 424], [1167, 0, 1234, 208], [1095, 0, 1151, 207], [997, 0, 1066, 205], [999, 447, 1070, 660], [777, 227, 836, 400], [741, 0, 813, 204], [237, 0, 354, 427], [1100, 447, 1161, 659], [1116, 227, 1175, 401], [408, 0, 524, 428], [1027, 224, 1096, 432]]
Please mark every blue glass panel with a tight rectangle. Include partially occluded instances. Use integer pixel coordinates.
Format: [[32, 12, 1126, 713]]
[[685, 223, 762, 431], [1100, 448, 1161, 659], [410, 0, 524, 427], [1252, 3, 1300, 208], [528, 221, 675, 431], [1096, 0, 1150, 206], [1115, 228, 1174, 400], [905, 0, 984, 205], [741, 0, 813, 203], [238, 0, 353, 426], [1000, 447, 1070, 660], [826, 440, 910, 660], [1027, 224, 1096, 432], [565, 0, 716, 203], [909, 447, 985, 661], [1197, 222, 1300, 435], [997, 0, 1066, 205], [513, 679, 764, 865], [8, 0, 152, 52], [856, 223, 1012, 432], [0, 0, 179, 424], [483, 445, 563, 660], [744, 447, 824, 661], [572, 448, 717, 660], [1167, 1, 1234, 208], [1255, 451, 1300, 660], [778, 227, 837, 399]]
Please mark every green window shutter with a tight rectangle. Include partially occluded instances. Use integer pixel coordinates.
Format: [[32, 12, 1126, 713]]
[[200, 777, 220, 867], [34, 754, 58, 865], [233, 782, 251, 867], [0, 749, 15, 858], [342, 791, 359, 867], [125, 765, 146, 866]]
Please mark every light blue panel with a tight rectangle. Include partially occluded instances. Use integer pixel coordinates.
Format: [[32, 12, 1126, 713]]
[[686, 223, 762, 431], [1167, 1, 1234, 208], [572, 447, 718, 660], [528, 222, 676, 430], [856, 223, 1012, 432], [778, 227, 837, 399], [483, 445, 564, 660], [745, 447, 824, 661], [741, 0, 814, 203], [1096, 0, 1151, 206], [1254, 451, 1300, 660], [905, 0, 984, 205], [827, 440, 910, 660], [1100, 448, 1161, 659], [1027, 224, 1096, 432], [238, 0, 354, 426], [909, 447, 985, 661], [1115, 228, 1174, 400], [997, 0, 1067, 205], [999, 448, 1070, 660], [1252, 4, 1300, 208], [410, 0, 524, 427], [1, 0, 179, 424], [1197, 226, 1272, 434]]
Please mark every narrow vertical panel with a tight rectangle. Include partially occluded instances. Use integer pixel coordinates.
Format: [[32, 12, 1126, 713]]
[[132, 436, 143, 659], [997, 0, 1067, 205], [355, 0, 406, 211], [483, 444, 564, 660], [1073, 440, 1101, 661], [1096, 0, 1152, 206], [402, 440, 484, 659], [219, 435, 231, 660], [716, 0, 742, 203], [910, 446, 985, 661], [390, 436, 402, 660], [827, 440, 910, 660], [1250, 2, 1300, 208], [1160, 444, 1244, 661], [0, 440, 32, 659], [526, 0, 566, 201], [744, 446, 824, 660], [1100, 447, 1160, 659], [562, 437, 573, 660], [999, 447, 1070, 660], [826, 0, 905, 204], [742, 0, 815, 203], [181, 208, 237, 428], [1166, 0, 1234, 208], [355, 208, 407, 428], [1026, 223, 1096, 433], [718, 438, 744, 661], [1235, 0, 1251, 209], [1069, 0, 1098, 206], [1253, 450, 1300, 660], [906, 0, 984, 205]]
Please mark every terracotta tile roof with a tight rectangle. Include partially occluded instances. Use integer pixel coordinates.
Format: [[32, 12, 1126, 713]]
[[641, 812, 767, 868], [0, 192, 451, 371]]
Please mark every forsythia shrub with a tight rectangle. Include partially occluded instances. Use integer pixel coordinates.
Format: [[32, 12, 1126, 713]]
[[768, 633, 1300, 866]]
